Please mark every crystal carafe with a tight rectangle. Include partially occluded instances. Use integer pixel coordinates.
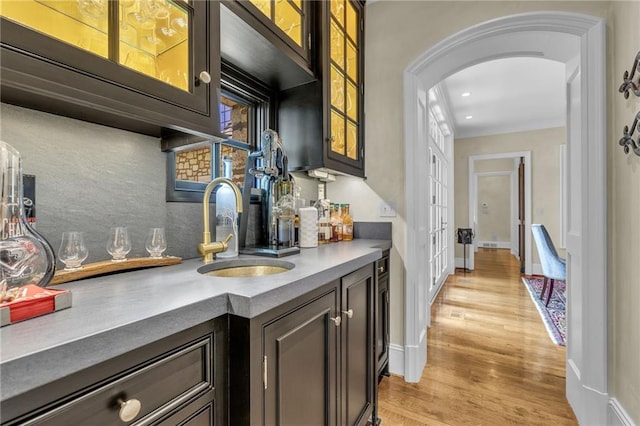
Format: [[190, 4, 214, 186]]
[[0, 141, 55, 302], [216, 156, 238, 258]]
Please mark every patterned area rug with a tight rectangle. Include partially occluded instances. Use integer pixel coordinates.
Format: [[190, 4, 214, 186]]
[[521, 276, 566, 346]]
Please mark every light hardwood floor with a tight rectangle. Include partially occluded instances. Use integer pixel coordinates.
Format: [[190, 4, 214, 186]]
[[377, 248, 577, 425]]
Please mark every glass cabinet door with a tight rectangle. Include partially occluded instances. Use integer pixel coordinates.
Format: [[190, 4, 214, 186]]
[[248, 0, 306, 53], [1, 0, 192, 93], [328, 0, 361, 164]]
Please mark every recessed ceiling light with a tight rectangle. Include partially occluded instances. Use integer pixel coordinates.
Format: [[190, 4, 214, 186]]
[[465, 115, 473, 120], [461, 92, 471, 97]]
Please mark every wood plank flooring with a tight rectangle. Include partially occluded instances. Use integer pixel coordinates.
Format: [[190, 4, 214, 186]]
[[377, 248, 577, 425]]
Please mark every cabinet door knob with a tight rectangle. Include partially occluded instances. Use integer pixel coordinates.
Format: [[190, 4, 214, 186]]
[[330, 316, 342, 327], [378, 266, 384, 273], [197, 71, 212, 85], [117, 398, 142, 422], [342, 309, 353, 319]]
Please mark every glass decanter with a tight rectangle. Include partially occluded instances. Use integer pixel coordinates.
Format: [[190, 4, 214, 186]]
[[0, 141, 56, 303]]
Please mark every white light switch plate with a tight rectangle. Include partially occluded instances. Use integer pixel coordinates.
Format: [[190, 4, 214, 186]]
[[379, 201, 397, 217]]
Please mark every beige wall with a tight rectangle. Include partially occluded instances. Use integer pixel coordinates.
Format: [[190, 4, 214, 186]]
[[454, 128, 566, 263], [327, 1, 640, 420], [609, 1, 640, 421], [477, 175, 511, 242]]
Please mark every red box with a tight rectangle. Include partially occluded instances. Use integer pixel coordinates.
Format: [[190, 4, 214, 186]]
[[0, 285, 72, 326]]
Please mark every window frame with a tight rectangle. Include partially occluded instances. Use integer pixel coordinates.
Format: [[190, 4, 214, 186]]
[[166, 61, 275, 202]]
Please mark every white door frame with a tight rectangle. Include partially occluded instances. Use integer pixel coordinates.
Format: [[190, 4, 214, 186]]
[[468, 152, 532, 274], [402, 12, 607, 424]]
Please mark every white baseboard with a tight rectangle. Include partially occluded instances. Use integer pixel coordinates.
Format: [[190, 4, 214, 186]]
[[567, 359, 609, 426], [388, 344, 405, 377], [476, 240, 511, 249], [608, 398, 637, 426]]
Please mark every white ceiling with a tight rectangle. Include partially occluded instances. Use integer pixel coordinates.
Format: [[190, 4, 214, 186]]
[[441, 57, 567, 139]]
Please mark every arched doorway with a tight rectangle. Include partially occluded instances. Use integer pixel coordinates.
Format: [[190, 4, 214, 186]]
[[402, 12, 607, 424]]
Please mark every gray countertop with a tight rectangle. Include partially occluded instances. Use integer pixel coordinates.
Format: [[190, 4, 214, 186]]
[[0, 239, 390, 402]]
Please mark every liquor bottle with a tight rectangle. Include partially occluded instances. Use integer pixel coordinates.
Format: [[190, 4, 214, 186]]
[[315, 199, 331, 244], [330, 203, 343, 242], [341, 203, 353, 241], [216, 156, 238, 257]]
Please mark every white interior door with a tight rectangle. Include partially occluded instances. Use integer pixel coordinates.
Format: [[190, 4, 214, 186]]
[[428, 109, 449, 303]]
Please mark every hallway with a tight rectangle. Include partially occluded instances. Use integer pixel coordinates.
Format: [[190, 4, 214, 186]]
[[377, 248, 577, 425]]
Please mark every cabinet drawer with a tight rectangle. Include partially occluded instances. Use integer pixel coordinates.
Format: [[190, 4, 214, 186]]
[[376, 255, 389, 276], [23, 336, 213, 425]]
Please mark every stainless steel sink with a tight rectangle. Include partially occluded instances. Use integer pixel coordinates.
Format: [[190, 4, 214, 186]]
[[197, 259, 295, 278]]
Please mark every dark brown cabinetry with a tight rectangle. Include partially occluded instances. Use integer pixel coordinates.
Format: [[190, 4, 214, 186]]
[[376, 250, 391, 378], [1, 320, 226, 426], [230, 263, 375, 425], [278, 0, 365, 178], [0, 1, 224, 139]]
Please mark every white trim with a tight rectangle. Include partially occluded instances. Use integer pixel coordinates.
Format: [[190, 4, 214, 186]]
[[469, 151, 532, 275], [608, 398, 637, 426], [403, 329, 427, 383], [476, 241, 511, 249], [402, 13, 607, 422], [559, 144, 567, 248], [387, 344, 405, 377]]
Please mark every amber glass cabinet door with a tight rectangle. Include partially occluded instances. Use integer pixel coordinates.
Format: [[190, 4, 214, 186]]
[[326, 0, 363, 173], [0, 0, 217, 135]]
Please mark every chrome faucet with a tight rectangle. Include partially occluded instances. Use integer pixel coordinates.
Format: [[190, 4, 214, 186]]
[[198, 177, 243, 263]]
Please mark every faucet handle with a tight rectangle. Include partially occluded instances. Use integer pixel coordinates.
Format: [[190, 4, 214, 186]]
[[223, 233, 233, 244]]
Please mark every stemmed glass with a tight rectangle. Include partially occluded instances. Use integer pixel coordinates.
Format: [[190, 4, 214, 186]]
[[106, 227, 131, 262], [58, 232, 89, 271], [145, 227, 167, 258]]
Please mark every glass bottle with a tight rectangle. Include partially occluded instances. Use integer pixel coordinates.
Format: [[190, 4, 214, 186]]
[[216, 156, 238, 257], [341, 203, 353, 241], [330, 203, 343, 242], [0, 141, 56, 302], [314, 198, 330, 244]]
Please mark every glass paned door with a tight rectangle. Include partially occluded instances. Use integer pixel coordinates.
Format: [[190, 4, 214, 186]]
[[329, 0, 360, 161], [428, 126, 449, 300]]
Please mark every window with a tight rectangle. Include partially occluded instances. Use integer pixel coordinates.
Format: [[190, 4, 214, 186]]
[[166, 62, 274, 202]]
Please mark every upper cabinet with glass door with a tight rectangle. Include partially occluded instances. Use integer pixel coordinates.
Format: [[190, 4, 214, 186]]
[[0, 0, 224, 139], [327, 0, 362, 172]]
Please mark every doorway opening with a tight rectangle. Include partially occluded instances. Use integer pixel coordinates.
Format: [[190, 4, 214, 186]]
[[402, 12, 607, 424]]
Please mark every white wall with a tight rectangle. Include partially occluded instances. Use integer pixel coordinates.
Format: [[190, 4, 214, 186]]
[[476, 174, 511, 243]]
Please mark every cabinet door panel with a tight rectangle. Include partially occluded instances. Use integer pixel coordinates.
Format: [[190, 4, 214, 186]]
[[263, 290, 338, 426], [341, 265, 374, 426], [376, 273, 389, 376]]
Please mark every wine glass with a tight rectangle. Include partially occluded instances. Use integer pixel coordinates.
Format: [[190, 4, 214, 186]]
[[58, 232, 89, 271], [145, 227, 167, 258], [106, 227, 131, 262]]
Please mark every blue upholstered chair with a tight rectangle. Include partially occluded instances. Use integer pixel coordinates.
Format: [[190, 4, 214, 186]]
[[531, 224, 566, 306]]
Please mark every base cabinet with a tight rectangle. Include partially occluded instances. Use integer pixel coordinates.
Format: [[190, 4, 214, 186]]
[[1, 320, 226, 426], [230, 263, 375, 426]]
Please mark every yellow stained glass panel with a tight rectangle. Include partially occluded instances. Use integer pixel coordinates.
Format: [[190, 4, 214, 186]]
[[346, 41, 357, 82], [331, 66, 345, 113], [250, 0, 271, 17], [1, 0, 108, 58], [346, 1, 357, 44], [346, 121, 358, 160], [330, 20, 344, 69], [331, 111, 345, 155], [330, 0, 344, 25], [275, 0, 302, 47], [346, 81, 357, 121]]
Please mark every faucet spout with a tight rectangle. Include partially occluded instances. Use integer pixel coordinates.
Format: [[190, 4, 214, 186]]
[[199, 177, 243, 263]]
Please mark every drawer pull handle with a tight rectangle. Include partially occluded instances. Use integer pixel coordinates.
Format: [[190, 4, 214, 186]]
[[118, 398, 142, 422], [330, 316, 342, 327], [343, 309, 353, 319]]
